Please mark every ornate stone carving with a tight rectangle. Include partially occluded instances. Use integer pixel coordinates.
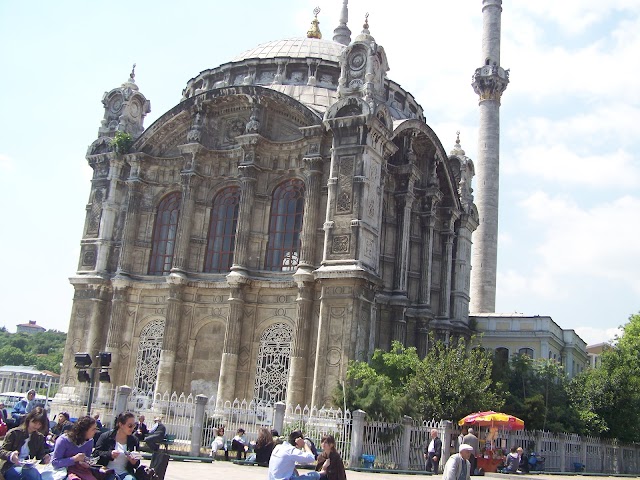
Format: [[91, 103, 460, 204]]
[[332, 235, 350, 254], [472, 64, 509, 102]]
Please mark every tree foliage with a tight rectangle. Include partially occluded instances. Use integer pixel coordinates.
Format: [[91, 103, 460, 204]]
[[0, 329, 66, 374]]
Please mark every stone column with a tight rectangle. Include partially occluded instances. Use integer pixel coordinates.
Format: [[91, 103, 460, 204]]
[[114, 385, 131, 415], [216, 287, 244, 403], [273, 402, 286, 434], [95, 156, 125, 273], [155, 281, 184, 394], [286, 284, 314, 407], [470, 0, 509, 313], [400, 415, 413, 470], [297, 157, 323, 271], [171, 173, 200, 273], [230, 165, 258, 275], [349, 409, 366, 467], [85, 289, 109, 370], [439, 224, 455, 318], [116, 178, 143, 275], [190, 394, 209, 456]]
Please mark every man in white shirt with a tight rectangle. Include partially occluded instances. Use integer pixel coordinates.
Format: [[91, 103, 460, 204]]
[[268, 430, 320, 480]]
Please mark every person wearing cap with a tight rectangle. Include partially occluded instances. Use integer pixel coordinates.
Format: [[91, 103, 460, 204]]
[[442, 443, 473, 480], [143, 416, 166, 452], [268, 430, 320, 480]]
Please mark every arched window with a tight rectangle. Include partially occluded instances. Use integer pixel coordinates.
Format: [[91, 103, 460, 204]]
[[518, 347, 534, 358], [133, 318, 165, 395], [149, 192, 181, 275], [265, 179, 305, 271], [204, 187, 240, 273], [495, 347, 509, 369], [253, 322, 292, 404]]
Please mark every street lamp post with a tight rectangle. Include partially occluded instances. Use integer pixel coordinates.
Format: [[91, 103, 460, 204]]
[[74, 352, 111, 416]]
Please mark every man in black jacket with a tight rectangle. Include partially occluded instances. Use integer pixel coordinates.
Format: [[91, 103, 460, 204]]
[[424, 428, 443, 473], [144, 416, 166, 452]]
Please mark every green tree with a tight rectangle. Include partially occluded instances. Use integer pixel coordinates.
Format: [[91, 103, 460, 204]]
[[0, 329, 67, 374]]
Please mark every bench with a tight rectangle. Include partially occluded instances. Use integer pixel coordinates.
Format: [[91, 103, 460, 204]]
[[160, 434, 176, 451]]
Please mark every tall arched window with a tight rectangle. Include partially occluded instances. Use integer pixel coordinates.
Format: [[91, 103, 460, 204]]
[[204, 187, 240, 273], [518, 347, 534, 358], [133, 319, 165, 395], [253, 322, 292, 404], [149, 192, 181, 275], [495, 347, 510, 369], [265, 179, 305, 271]]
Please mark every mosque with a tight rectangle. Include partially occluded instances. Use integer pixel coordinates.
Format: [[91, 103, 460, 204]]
[[59, 0, 587, 408]]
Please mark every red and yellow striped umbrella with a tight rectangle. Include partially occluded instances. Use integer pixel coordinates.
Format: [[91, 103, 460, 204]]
[[458, 411, 525, 431]]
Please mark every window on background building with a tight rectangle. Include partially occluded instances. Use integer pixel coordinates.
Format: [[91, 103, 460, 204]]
[[549, 351, 553, 360], [253, 322, 292, 404], [495, 347, 509, 369], [204, 187, 240, 273], [518, 347, 534, 358], [265, 179, 305, 271], [133, 318, 165, 396], [149, 192, 181, 275]]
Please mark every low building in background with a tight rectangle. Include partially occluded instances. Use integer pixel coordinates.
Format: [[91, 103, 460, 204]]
[[16, 320, 46, 335], [473, 313, 589, 378]]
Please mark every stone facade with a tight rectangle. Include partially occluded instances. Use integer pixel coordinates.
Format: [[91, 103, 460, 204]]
[[60, 10, 479, 408]]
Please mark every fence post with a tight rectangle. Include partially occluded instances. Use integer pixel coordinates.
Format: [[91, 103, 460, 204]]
[[440, 420, 453, 470], [613, 440, 620, 474], [274, 402, 285, 435], [559, 433, 566, 472], [400, 416, 412, 470], [581, 436, 588, 472], [114, 385, 131, 415], [349, 409, 366, 468], [190, 394, 208, 457]]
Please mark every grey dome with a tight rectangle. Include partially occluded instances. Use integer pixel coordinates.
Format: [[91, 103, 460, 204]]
[[233, 37, 345, 63]]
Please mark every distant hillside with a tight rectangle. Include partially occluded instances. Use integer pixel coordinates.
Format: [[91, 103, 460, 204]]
[[0, 328, 66, 374]]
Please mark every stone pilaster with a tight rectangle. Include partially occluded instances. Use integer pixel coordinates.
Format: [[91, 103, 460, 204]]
[[450, 213, 477, 326], [230, 165, 258, 275], [438, 221, 455, 319], [171, 172, 200, 273], [116, 171, 143, 275], [95, 155, 125, 273], [155, 281, 184, 394], [216, 287, 245, 403], [297, 157, 323, 273], [286, 285, 314, 407]]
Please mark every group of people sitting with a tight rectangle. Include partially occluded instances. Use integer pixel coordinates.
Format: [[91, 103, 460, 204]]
[[0, 407, 161, 480], [210, 426, 346, 480], [498, 446, 530, 474]]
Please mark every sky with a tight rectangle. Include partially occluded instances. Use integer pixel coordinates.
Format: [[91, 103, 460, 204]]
[[0, 0, 638, 345]]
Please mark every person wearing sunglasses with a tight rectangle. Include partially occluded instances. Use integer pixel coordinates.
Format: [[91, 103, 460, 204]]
[[92, 412, 141, 480]]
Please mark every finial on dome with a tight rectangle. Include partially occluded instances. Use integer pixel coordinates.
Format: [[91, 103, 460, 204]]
[[333, 0, 351, 46], [307, 7, 322, 39], [122, 63, 139, 91], [450, 130, 466, 156], [362, 13, 370, 34], [130, 63, 136, 82]]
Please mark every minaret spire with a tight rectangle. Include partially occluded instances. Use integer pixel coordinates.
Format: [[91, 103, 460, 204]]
[[332, 0, 351, 45], [470, 0, 509, 313]]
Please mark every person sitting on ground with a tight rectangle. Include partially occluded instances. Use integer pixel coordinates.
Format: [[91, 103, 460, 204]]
[[246, 427, 274, 465], [231, 428, 248, 460], [268, 430, 320, 480], [142, 416, 166, 452], [517, 447, 529, 473], [442, 443, 473, 480], [52, 416, 98, 480], [315, 435, 346, 480], [93, 412, 141, 480], [502, 446, 519, 473], [0, 407, 52, 480], [50, 412, 73, 444], [210, 426, 227, 460]]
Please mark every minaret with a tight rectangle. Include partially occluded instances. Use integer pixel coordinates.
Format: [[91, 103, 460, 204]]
[[470, 0, 509, 313], [332, 0, 351, 45]]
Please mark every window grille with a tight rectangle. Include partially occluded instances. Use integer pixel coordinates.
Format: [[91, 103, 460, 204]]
[[133, 319, 165, 394], [204, 187, 240, 273], [253, 323, 292, 404], [265, 179, 305, 271], [149, 192, 181, 275]]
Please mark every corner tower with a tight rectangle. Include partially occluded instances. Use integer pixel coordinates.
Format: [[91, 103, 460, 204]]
[[470, 0, 509, 313]]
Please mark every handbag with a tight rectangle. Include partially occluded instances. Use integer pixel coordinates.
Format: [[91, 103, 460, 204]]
[[135, 465, 159, 480]]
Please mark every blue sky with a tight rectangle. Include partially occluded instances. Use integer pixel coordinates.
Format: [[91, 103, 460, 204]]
[[1, 0, 638, 345]]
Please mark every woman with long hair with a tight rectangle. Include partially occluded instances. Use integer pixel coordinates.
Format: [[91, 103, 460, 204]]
[[0, 407, 51, 480], [247, 427, 274, 465], [92, 412, 141, 480], [52, 416, 98, 480], [315, 435, 346, 480]]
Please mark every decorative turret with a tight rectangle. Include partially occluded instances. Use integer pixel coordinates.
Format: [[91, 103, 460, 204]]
[[337, 14, 389, 110], [332, 0, 351, 46]]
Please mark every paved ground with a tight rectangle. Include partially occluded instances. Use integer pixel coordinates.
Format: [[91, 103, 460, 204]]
[[149, 458, 638, 480]]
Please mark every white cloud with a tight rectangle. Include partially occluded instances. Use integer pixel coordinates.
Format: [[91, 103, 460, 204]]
[[575, 326, 622, 346], [520, 192, 640, 293], [0, 153, 15, 171], [506, 145, 640, 188]]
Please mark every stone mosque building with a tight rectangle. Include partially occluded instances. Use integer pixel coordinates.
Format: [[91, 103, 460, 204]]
[[59, 0, 587, 408]]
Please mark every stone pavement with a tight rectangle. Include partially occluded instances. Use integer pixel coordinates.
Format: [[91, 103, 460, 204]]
[[149, 459, 638, 480]]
